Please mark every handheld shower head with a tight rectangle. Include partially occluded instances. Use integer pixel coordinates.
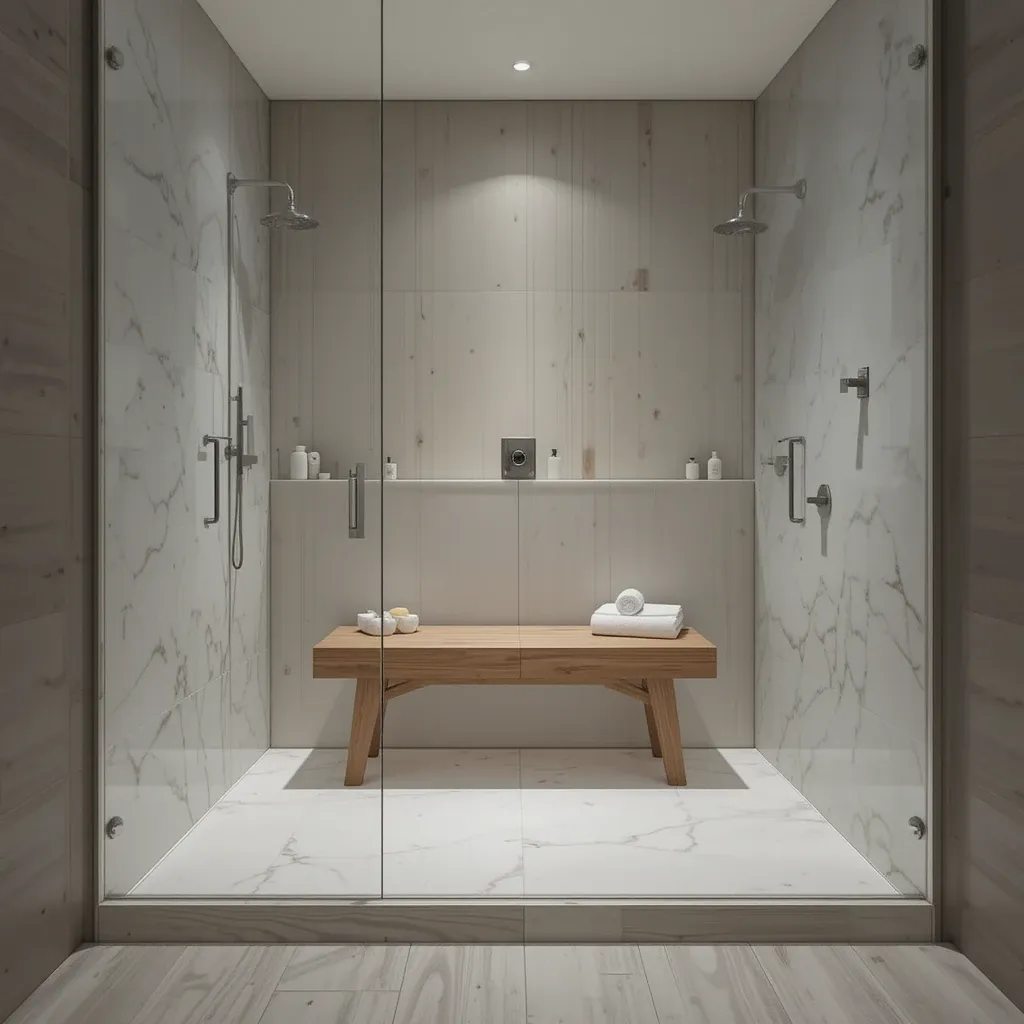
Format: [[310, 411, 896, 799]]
[[714, 179, 806, 236]]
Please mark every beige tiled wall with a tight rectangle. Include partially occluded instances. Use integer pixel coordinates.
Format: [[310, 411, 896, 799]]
[[268, 99, 756, 750], [270, 480, 754, 749], [270, 100, 754, 483], [0, 0, 94, 1018]]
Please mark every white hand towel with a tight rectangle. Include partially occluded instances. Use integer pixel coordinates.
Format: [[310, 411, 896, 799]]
[[614, 588, 645, 616], [590, 602, 684, 639]]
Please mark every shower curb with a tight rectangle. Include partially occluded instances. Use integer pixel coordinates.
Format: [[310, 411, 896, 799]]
[[96, 898, 933, 944]]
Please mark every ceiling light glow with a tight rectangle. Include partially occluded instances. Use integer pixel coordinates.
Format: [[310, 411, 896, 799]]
[[513, 60, 532, 72]]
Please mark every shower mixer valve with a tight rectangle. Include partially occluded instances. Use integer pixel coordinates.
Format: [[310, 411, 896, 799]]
[[238, 415, 258, 468], [229, 389, 258, 469], [839, 366, 870, 398]]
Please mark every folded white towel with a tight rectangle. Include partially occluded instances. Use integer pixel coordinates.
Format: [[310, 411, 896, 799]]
[[590, 602, 684, 639], [357, 610, 396, 636], [615, 588, 645, 616]]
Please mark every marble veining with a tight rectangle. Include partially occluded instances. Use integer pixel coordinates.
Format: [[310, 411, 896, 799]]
[[753, 0, 929, 895], [103, 0, 271, 895], [133, 747, 897, 898]]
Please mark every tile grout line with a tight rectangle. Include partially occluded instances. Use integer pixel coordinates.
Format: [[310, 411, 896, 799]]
[[389, 945, 413, 1024], [518, 747, 527, 899], [243, 946, 292, 1024], [846, 946, 923, 1024], [747, 945, 801, 1024], [636, 944, 664, 1024], [521, 936, 530, 1024]]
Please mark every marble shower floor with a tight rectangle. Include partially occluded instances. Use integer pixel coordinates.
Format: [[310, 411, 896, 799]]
[[132, 747, 899, 898]]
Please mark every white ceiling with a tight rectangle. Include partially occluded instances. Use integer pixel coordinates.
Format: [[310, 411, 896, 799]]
[[197, 0, 838, 101]]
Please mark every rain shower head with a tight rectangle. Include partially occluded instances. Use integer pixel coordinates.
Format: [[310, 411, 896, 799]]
[[227, 173, 319, 231], [714, 212, 769, 236], [714, 178, 806, 236], [261, 205, 319, 231]]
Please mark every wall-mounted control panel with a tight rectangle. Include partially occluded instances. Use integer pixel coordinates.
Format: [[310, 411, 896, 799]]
[[501, 437, 536, 480]]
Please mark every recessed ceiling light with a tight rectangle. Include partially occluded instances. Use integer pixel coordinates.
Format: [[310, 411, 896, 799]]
[[513, 60, 532, 72]]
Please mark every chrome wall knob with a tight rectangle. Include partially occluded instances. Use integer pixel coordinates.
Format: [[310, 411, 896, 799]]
[[839, 367, 869, 398], [807, 484, 832, 512]]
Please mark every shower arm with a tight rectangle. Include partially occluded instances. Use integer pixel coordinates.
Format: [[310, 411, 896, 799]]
[[226, 174, 296, 209], [736, 180, 807, 217]]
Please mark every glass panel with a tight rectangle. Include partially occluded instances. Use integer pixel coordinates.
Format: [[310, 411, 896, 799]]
[[100, 0, 385, 897], [752, 0, 932, 896], [378, 0, 932, 901], [98, 0, 931, 905]]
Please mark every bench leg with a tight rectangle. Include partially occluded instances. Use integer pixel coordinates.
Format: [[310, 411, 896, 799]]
[[643, 700, 663, 758], [647, 678, 686, 786], [346, 678, 381, 786], [369, 707, 383, 758]]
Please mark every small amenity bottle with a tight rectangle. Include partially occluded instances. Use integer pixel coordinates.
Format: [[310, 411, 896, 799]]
[[307, 451, 321, 480], [290, 445, 308, 480], [548, 448, 562, 480], [708, 451, 722, 480], [685, 457, 700, 480], [384, 457, 398, 481]]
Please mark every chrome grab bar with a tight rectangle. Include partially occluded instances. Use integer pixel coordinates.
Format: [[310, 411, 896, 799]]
[[777, 436, 806, 524], [202, 434, 230, 527], [348, 462, 365, 539]]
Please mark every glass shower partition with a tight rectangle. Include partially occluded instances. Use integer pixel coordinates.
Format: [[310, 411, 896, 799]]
[[375, 38, 758, 899], [96, 0, 932, 912], [99, 0, 386, 899], [377, 96, 529, 897], [376, 0, 932, 903]]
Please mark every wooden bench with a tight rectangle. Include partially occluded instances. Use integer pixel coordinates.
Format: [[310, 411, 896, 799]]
[[312, 625, 717, 787]]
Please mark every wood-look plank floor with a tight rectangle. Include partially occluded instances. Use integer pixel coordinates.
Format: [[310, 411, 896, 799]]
[[4, 944, 1023, 1024]]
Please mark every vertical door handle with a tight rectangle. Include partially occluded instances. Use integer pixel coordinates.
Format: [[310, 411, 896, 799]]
[[202, 435, 221, 526], [348, 462, 366, 539], [778, 436, 806, 525]]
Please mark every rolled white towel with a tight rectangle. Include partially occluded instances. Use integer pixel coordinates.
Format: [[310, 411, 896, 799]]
[[615, 588, 645, 616], [590, 602, 684, 639]]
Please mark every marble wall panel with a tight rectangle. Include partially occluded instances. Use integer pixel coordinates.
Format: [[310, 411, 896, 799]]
[[101, 0, 271, 893], [753, 0, 930, 895]]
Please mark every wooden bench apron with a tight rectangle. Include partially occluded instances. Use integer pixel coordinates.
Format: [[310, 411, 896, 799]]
[[312, 625, 717, 787]]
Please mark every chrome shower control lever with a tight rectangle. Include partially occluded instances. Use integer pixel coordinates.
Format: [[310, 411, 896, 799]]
[[807, 484, 832, 513], [761, 454, 789, 476], [839, 367, 869, 398]]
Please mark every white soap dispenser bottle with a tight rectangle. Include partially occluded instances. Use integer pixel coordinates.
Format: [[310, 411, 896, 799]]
[[685, 457, 700, 481], [290, 445, 308, 480], [547, 448, 562, 480], [708, 451, 723, 480]]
